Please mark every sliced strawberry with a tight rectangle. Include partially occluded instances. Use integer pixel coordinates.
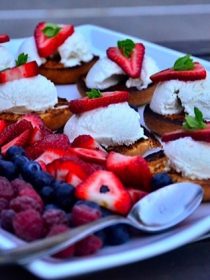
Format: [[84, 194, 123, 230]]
[[25, 134, 70, 159], [47, 157, 93, 187], [71, 135, 105, 151], [35, 148, 66, 165], [70, 147, 107, 164], [127, 188, 148, 205], [29, 127, 51, 144], [0, 120, 32, 147], [0, 34, 10, 43], [20, 114, 45, 129], [69, 91, 129, 114], [0, 120, 8, 134], [34, 22, 74, 57], [106, 152, 152, 192], [150, 62, 206, 83], [107, 43, 145, 78], [162, 123, 210, 142], [0, 61, 39, 84], [75, 170, 132, 215], [1, 129, 32, 155]]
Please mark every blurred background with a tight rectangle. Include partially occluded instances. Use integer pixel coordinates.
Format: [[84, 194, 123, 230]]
[[1, 0, 210, 54]]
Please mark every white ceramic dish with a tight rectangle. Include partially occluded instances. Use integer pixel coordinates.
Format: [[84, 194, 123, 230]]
[[1, 24, 210, 279]]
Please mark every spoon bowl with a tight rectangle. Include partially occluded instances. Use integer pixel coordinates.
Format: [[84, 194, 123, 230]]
[[0, 182, 203, 264]]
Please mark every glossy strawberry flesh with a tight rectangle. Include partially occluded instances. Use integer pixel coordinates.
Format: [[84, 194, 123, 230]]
[[106, 152, 152, 192], [107, 43, 145, 78], [69, 91, 129, 114], [0, 34, 10, 43], [150, 62, 206, 83], [34, 22, 74, 57], [71, 147, 107, 164], [75, 170, 132, 215], [162, 124, 210, 142], [127, 188, 148, 204], [71, 135, 105, 151], [35, 148, 66, 165], [0, 120, 8, 134]]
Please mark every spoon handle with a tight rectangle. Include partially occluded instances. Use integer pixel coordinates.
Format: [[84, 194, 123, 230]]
[[0, 215, 128, 265]]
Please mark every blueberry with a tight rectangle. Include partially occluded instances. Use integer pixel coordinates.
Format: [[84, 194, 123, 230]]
[[6, 146, 25, 160], [44, 204, 60, 211], [151, 172, 173, 191], [104, 224, 131, 246], [54, 183, 75, 210], [31, 171, 54, 190], [74, 200, 101, 210], [21, 161, 41, 180], [40, 186, 55, 203], [0, 160, 18, 180], [13, 155, 30, 171]]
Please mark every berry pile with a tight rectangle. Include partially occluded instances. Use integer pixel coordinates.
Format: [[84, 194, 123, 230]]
[[0, 115, 173, 259]]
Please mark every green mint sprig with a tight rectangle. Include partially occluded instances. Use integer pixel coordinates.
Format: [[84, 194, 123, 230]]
[[117, 39, 135, 58], [43, 23, 61, 38], [173, 55, 194, 71], [87, 89, 102, 99], [183, 107, 206, 130], [15, 53, 28, 66]]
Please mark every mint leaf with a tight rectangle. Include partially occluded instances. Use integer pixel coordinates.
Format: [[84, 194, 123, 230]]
[[87, 89, 102, 99], [173, 55, 194, 71], [43, 23, 61, 38], [183, 107, 206, 129], [15, 53, 28, 66], [117, 39, 135, 58]]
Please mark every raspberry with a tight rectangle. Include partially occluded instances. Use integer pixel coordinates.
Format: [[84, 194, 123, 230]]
[[1, 209, 16, 232], [0, 176, 16, 200], [11, 178, 33, 192], [75, 235, 103, 256], [13, 209, 45, 241], [47, 224, 75, 259], [19, 187, 43, 207], [43, 209, 68, 231], [71, 201, 102, 226], [10, 196, 43, 213], [0, 198, 9, 212]]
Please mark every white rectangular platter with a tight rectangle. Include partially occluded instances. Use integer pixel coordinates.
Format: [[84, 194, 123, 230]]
[[1, 24, 210, 279]]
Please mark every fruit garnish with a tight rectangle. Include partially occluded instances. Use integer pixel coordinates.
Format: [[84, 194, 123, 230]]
[[183, 107, 206, 130], [35, 148, 66, 165], [127, 188, 148, 204], [173, 55, 194, 71], [106, 152, 152, 192], [0, 120, 8, 134], [0, 61, 39, 84], [75, 170, 132, 215], [71, 135, 105, 151], [150, 61, 206, 83], [15, 53, 28, 67], [71, 147, 107, 164], [0, 34, 10, 43], [69, 91, 129, 114], [86, 88, 102, 99], [34, 22, 74, 57], [107, 40, 145, 78]]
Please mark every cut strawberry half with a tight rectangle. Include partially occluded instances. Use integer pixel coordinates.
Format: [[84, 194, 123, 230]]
[[75, 170, 132, 215], [70, 147, 107, 164], [47, 157, 93, 187], [1, 129, 32, 155], [20, 114, 45, 129], [71, 135, 105, 151], [150, 62, 206, 83], [127, 188, 148, 205], [107, 43, 145, 78], [106, 152, 152, 192], [35, 148, 67, 165], [0, 120, 8, 134], [34, 22, 74, 57], [162, 123, 210, 142], [0, 61, 39, 84], [0, 34, 10, 43], [0, 119, 33, 147], [69, 91, 129, 114]]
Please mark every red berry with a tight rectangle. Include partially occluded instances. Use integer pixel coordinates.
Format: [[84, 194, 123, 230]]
[[75, 235, 103, 256], [1, 209, 16, 232], [0, 176, 16, 201], [0, 120, 8, 134], [0, 198, 9, 212], [47, 224, 75, 259], [13, 209, 45, 241], [0, 34, 10, 43], [43, 209, 68, 230], [11, 178, 33, 192], [71, 135, 105, 151], [71, 147, 107, 164], [10, 196, 43, 213]]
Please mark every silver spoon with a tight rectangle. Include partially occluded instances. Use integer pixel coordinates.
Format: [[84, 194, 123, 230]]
[[0, 182, 203, 265]]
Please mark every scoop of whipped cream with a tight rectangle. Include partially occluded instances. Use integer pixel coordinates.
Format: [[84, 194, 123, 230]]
[[18, 37, 46, 66], [0, 45, 15, 71], [163, 137, 210, 180], [86, 55, 159, 90], [58, 32, 94, 67], [150, 72, 210, 119], [64, 102, 146, 147], [0, 75, 57, 113]]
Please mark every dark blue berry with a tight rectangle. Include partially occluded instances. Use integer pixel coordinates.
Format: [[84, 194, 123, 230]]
[[0, 159, 18, 180], [40, 186, 55, 203], [31, 171, 54, 190], [75, 200, 101, 210], [151, 172, 173, 191], [104, 224, 131, 246], [21, 161, 41, 179], [54, 183, 75, 210], [6, 146, 25, 160], [44, 204, 60, 211], [13, 155, 30, 171]]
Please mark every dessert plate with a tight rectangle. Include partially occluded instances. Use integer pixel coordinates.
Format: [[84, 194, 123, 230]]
[[1, 24, 210, 279]]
